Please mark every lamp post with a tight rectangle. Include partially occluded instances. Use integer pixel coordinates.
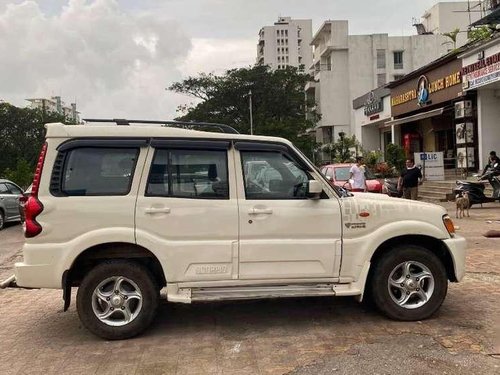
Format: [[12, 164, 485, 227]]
[[248, 89, 253, 135]]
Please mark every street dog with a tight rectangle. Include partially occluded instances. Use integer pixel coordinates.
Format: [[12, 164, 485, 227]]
[[456, 191, 470, 219]]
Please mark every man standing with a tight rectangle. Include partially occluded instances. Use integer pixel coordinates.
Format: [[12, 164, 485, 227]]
[[349, 156, 366, 192], [398, 159, 422, 200]]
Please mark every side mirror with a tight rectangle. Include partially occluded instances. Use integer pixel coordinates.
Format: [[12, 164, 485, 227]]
[[325, 175, 333, 181], [307, 180, 323, 199]]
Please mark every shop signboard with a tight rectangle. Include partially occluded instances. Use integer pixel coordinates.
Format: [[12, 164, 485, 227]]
[[414, 152, 445, 181], [390, 59, 463, 117], [462, 51, 500, 90]]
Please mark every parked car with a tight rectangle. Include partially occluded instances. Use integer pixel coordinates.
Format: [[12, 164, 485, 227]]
[[0, 179, 25, 230], [320, 163, 383, 193], [2, 120, 465, 340]]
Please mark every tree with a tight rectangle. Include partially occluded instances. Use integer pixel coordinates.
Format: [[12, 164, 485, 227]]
[[467, 26, 493, 43], [385, 143, 406, 173], [442, 28, 460, 50], [0, 103, 69, 185], [168, 65, 319, 157]]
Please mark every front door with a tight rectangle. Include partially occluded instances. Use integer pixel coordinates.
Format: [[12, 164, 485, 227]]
[[235, 144, 342, 280]]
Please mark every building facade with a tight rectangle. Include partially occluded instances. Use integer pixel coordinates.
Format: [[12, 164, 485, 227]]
[[307, 19, 450, 151], [386, 54, 475, 177], [417, 1, 482, 48], [256, 17, 313, 71], [460, 34, 500, 170], [26, 96, 80, 123]]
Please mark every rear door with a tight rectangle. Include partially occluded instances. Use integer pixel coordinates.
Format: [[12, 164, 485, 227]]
[[135, 140, 239, 283]]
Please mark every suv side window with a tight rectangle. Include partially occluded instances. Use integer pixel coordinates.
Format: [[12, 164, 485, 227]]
[[241, 151, 309, 199], [146, 149, 229, 199], [61, 147, 138, 196]]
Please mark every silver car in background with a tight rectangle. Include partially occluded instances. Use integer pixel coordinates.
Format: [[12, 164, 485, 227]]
[[0, 179, 24, 229]]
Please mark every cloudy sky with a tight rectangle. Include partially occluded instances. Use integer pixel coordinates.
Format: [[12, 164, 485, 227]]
[[0, 0, 464, 119]]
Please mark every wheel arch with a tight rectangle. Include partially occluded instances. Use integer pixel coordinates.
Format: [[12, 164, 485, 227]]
[[66, 242, 167, 289], [368, 235, 457, 283]]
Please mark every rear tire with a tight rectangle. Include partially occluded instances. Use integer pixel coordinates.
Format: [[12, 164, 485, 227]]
[[370, 245, 447, 321], [77, 260, 159, 340], [0, 210, 5, 230]]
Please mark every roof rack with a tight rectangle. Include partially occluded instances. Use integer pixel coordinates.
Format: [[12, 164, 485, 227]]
[[81, 119, 239, 134]]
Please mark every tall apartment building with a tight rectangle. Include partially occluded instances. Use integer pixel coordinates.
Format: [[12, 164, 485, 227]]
[[306, 20, 450, 146], [256, 17, 313, 71], [26, 96, 80, 123]]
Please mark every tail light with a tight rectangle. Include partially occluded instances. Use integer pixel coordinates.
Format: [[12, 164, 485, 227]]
[[24, 142, 47, 238]]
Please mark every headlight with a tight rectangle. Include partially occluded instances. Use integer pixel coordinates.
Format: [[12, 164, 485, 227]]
[[443, 215, 455, 237]]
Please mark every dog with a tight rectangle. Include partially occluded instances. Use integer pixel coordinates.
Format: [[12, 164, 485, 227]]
[[455, 191, 470, 219]]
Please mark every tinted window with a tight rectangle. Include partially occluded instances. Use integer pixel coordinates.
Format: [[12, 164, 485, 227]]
[[147, 149, 229, 199], [0, 183, 9, 194], [241, 151, 309, 200], [62, 148, 138, 196], [6, 183, 22, 195]]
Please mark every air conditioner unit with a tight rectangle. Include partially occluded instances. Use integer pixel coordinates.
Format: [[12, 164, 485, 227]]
[[455, 100, 472, 119]]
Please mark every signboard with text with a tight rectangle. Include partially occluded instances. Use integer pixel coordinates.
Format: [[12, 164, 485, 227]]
[[414, 152, 445, 181]]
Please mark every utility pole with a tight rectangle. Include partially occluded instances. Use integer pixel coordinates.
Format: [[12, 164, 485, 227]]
[[248, 90, 253, 135]]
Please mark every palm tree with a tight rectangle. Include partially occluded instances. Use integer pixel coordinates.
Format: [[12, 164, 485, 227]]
[[442, 28, 460, 50]]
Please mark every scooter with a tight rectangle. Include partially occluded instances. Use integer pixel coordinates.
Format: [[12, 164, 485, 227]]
[[455, 167, 500, 207], [382, 177, 403, 197]]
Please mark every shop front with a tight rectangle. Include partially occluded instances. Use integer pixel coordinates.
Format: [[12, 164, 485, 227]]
[[387, 56, 476, 175], [460, 35, 500, 171], [352, 87, 392, 154]]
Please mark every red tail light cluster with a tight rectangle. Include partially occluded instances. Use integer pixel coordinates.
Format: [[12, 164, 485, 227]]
[[24, 142, 47, 238]]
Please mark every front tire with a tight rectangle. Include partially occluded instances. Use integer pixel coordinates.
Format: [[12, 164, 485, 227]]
[[77, 260, 159, 340], [371, 245, 447, 321], [0, 210, 4, 230]]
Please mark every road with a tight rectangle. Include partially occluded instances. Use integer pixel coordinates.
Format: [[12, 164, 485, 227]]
[[0, 202, 498, 375]]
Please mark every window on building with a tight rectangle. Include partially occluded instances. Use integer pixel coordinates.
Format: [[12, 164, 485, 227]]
[[286, 56, 289, 63], [277, 48, 280, 54], [393, 51, 404, 69], [285, 30, 288, 37], [285, 39, 288, 45], [376, 49, 386, 69], [377, 73, 386, 87], [276, 30, 279, 36], [393, 74, 405, 81], [285, 47, 288, 53]]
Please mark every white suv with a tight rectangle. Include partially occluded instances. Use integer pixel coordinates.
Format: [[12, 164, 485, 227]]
[[8, 120, 466, 339]]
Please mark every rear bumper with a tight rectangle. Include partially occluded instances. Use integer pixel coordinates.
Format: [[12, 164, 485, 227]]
[[443, 235, 467, 282], [14, 262, 61, 289]]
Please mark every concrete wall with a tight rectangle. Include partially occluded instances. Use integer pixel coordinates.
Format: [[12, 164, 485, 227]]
[[477, 89, 500, 170], [422, 2, 482, 48]]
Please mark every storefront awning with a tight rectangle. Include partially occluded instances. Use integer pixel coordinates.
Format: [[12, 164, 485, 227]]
[[383, 107, 444, 128]]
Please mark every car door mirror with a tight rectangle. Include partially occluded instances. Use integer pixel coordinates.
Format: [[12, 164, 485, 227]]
[[307, 180, 322, 199]]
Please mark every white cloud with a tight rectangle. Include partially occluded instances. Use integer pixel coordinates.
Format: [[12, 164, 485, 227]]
[[0, 0, 192, 119], [180, 37, 256, 76]]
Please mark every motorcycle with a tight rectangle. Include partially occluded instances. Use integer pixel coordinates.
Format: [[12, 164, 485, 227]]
[[455, 167, 500, 207], [382, 177, 403, 198]]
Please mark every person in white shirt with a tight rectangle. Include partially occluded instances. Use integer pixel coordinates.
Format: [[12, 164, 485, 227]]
[[349, 156, 366, 192]]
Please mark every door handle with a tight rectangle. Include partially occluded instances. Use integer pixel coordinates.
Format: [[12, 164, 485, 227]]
[[248, 208, 273, 215], [145, 207, 171, 214]]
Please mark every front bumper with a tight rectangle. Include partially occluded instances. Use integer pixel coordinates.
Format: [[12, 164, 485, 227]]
[[443, 235, 467, 282]]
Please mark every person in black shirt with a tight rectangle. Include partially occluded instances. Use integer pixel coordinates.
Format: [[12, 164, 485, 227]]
[[397, 159, 423, 200], [482, 151, 500, 175]]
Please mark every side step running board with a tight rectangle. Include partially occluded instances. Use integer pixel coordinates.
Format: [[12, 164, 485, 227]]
[[190, 284, 336, 302]]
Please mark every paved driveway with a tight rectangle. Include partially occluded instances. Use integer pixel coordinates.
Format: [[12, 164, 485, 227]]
[[0, 202, 498, 375]]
